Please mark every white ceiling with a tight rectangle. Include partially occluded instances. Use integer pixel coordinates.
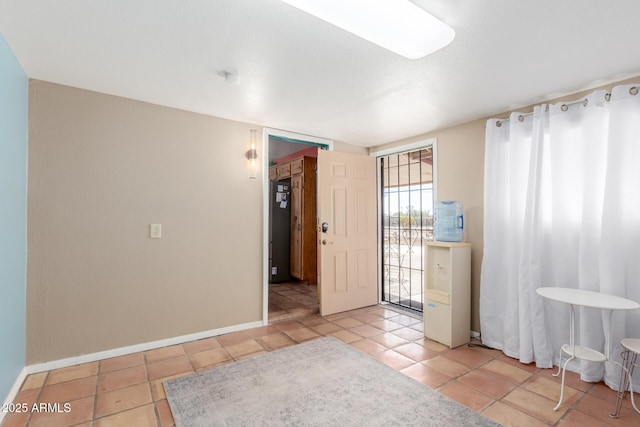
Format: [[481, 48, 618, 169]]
[[1, 0, 640, 147]]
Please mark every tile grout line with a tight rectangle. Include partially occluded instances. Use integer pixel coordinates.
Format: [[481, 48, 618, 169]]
[[28, 371, 49, 426], [7, 302, 638, 426], [91, 360, 101, 426], [151, 346, 164, 427]]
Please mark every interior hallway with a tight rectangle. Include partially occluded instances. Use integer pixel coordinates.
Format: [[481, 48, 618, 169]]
[[3, 303, 639, 426], [268, 281, 319, 323]]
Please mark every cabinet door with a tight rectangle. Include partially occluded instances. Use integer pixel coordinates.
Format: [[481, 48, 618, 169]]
[[290, 158, 304, 175], [290, 174, 302, 279], [276, 163, 291, 179]]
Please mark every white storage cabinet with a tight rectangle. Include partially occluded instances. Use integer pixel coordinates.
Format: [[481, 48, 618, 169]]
[[423, 242, 471, 348]]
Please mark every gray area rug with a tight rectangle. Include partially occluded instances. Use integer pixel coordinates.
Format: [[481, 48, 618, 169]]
[[164, 337, 500, 427]]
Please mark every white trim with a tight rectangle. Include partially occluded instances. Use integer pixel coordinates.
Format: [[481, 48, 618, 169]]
[[263, 128, 334, 150], [369, 136, 438, 206], [375, 157, 383, 305], [262, 129, 270, 325], [374, 137, 439, 309], [470, 330, 480, 339], [432, 140, 439, 202], [261, 128, 333, 324], [2, 319, 262, 418], [1, 367, 27, 424], [369, 137, 437, 157], [24, 320, 262, 375]]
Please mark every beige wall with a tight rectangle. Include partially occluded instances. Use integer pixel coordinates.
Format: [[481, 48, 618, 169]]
[[333, 140, 368, 155], [27, 81, 266, 363], [370, 120, 486, 332], [26, 80, 370, 364], [370, 75, 640, 335], [28, 75, 640, 363]]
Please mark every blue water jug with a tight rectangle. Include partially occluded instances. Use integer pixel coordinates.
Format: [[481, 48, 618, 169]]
[[434, 201, 464, 242]]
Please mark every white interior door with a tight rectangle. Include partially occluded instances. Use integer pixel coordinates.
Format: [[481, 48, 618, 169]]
[[317, 150, 377, 316]]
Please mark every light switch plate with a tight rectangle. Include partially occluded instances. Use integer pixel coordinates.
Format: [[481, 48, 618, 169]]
[[150, 224, 162, 239]]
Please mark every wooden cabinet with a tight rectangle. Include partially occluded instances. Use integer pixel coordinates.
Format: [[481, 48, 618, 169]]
[[275, 163, 291, 179], [290, 174, 302, 279], [290, 158, 304, 175], [270, 156, 317, 285], [423, 242, 471, 348]]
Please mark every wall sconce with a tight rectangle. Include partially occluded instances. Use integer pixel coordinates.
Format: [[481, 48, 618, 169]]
[[245, 129, 258, 179]]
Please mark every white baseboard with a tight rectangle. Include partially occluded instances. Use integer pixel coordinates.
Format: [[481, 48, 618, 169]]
[[1, 366, 28, 425], [470, 330, 480, 339], [2, 319, 263, 418], [25, 320, 263, 375]]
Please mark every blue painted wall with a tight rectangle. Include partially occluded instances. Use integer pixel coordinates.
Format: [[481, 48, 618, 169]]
[[0, 34, 28, 402]]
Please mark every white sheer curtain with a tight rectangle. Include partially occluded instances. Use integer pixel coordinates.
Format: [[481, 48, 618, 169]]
[[480, 84, 640, 388]]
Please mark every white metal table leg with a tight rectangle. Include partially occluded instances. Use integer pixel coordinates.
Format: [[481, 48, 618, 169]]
[[552, 304, 576, 411], [610, 350, 631, 418], [553, 353, 574, 411], [631, 351, 640, 414], [610, 339, 640, 418]]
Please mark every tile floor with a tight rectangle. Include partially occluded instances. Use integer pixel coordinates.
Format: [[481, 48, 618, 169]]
[[3, 284, 639, 427], [268, 281, 318, 323]]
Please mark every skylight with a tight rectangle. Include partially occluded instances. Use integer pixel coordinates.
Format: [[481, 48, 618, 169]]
[[281, 0, 455, 59]]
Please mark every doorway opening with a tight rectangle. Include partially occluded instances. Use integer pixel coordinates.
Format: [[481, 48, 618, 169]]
[[379, 145, 435, 313], [263, 129, 332, 323]]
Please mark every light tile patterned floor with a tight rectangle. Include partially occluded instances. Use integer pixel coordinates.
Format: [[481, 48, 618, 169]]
[[268, 281, 319, 322], [3, 283, 639, 426]]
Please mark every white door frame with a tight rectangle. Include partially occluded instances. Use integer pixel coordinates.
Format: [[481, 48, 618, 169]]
[[261, 128, 333, 324], [369, 138, 438, 309]]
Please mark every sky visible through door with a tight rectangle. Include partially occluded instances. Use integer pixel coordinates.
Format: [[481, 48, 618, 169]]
[[381, 147, 434, 312]]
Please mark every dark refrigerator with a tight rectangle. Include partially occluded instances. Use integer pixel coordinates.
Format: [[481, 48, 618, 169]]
[[269, 178, 291, 283]]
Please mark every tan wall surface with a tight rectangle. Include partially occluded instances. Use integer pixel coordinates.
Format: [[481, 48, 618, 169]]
[[27, 81, 265, 363], [27, 75, 640, 362], [333, 140, 368, 155], [370, 75, 640, 335], [371, 121, 486, 332]]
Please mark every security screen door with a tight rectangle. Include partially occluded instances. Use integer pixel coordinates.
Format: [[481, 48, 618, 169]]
[[380, 147, 434, 312]]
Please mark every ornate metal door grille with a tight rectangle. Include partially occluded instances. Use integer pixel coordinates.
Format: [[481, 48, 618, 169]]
[[380, 148, 433, 312]]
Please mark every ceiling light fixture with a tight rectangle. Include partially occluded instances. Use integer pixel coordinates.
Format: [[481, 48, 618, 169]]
[[281, 0, 455, 59]]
